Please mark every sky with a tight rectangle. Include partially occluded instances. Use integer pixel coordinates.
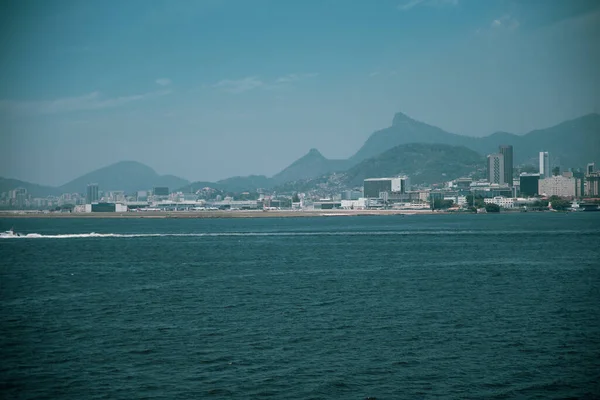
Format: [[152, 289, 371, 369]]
[[1, 0, 599, 186]]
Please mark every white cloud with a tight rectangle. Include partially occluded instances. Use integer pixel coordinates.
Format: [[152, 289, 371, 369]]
[[0, 90, 171, 115], [155, 78, 172, 86], [398, 0, 424, 11], [398, 0, 458, 11], [491, 14, 520, 30], [368, 71, 381, 77], [273, 73, 318, 84], [213, 73, 318, 93], [212, 77, 264, 93]]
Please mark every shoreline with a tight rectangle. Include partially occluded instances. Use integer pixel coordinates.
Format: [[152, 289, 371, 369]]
[[0, 209, 440, 219]]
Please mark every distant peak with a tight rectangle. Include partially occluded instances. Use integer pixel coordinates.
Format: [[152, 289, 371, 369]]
[[307, 148, 323, 156], [392, 112, 414, 126]]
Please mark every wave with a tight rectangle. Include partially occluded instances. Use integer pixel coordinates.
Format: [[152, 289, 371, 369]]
[[1, 229, 598, 239]]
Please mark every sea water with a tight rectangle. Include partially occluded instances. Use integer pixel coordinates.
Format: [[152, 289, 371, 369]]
[[1, 213, 599, 399]]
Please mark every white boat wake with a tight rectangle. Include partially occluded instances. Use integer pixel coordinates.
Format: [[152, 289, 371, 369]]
[[1, 229, 597, 239]]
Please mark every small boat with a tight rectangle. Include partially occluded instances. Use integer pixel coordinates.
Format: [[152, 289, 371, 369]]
[[1, 228, 24, 238]]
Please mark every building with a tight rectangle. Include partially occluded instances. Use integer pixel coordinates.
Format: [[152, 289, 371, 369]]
[[86, 183, 99, 204], [91, 202, 128, 212], [519, 173, 540, 196], [487, 153, 505, 185], [586, 172, 600, 197], [363, 177, 410, 199], [340, 198, 367, 210], [341, 190, 362, 201], [11, 187, 28, 208], [499, 145, 513, 186], [539, 151, 550, 178], [587, 163, 595, 175], [484, 196, 515, 209], [538, 175, 576, 198], [153, 187, 169, 197]]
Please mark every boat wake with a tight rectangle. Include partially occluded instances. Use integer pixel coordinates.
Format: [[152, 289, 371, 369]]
[[1, 229, 597, 239]]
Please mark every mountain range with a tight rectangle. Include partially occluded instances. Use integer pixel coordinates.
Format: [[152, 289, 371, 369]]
[[273, 112, 600, 183], [1, 112, 598, 197]]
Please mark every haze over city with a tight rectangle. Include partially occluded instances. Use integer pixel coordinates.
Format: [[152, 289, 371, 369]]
[[1, 0, 599, 186]]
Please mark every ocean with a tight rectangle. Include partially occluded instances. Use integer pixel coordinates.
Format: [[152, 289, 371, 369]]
[[1, 213, 599, 399]]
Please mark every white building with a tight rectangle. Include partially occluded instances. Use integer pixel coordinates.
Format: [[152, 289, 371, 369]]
[[538, 175, 576, 198], [484, 196, 515, 208], [539, 151, 550, 178], [487, 153, 505, 185], [484, 197, 537, 209], [341, 198, 367, 210], [444, 195, 467, 206]]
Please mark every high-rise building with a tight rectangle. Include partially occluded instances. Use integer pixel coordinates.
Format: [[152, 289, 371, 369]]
[[587, 162, 596, 175], [499, 145, 513, 187], [86, 183, 99, 204], [519, 173, 540, 197], [586, 172, 600, 196], [539, 151, 550, 178], [487, 153, 505, 185]]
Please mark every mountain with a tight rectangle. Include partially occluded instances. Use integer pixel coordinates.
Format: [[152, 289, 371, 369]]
[[273, 112, 600, 182], [477, 113, 600, 168], [0, 177, 60, 198], [216, 175, 274, 192], [271, 148, 350, 184], [348, 112, 473, 163], [343, 143, 485, 186], [59, 161, 190, 194]]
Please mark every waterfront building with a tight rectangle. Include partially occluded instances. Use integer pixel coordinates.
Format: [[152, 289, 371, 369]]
[[86, 183, 99, 204], [340, 198, 367, 209], [519, 173, 540, 196], [363, 176, 410, 199], [499, 145, 513, 187], [538, 175, 576, 198], [91, 202, 128, 212], [484, 196, 515, 209], [539, 151, 550, 178], [341, 190, 362, 201], [484, 196, 536, 209]]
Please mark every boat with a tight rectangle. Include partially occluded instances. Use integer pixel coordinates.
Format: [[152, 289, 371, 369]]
[[569, 200, 583, 212], [1, 228, 24, 238]]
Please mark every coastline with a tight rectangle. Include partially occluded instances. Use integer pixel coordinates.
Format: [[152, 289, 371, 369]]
[[0, 209, 438, 219]]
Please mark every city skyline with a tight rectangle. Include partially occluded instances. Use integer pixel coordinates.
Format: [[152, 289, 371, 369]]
[[1, 0, 599, 186]]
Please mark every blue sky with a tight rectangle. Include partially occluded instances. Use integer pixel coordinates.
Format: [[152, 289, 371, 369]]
[[1, 0, 599, 186]]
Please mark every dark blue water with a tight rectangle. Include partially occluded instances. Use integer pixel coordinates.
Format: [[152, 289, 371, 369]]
[[1, 213, 599, 399]]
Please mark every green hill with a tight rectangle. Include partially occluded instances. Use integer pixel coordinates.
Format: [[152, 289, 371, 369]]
[[273, 113, 600, 182], [343, 143, 485, 186]]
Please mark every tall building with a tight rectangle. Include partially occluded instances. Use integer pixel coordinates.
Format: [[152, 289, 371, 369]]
[[499, 145, 513, 187], [86, 183, 99, 204], [585, 172, 600, 197], [519, 173, 540, 196], [487, 153, 505, 185], [539, 151, 550, 178], [587, 163, 596, 175]]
